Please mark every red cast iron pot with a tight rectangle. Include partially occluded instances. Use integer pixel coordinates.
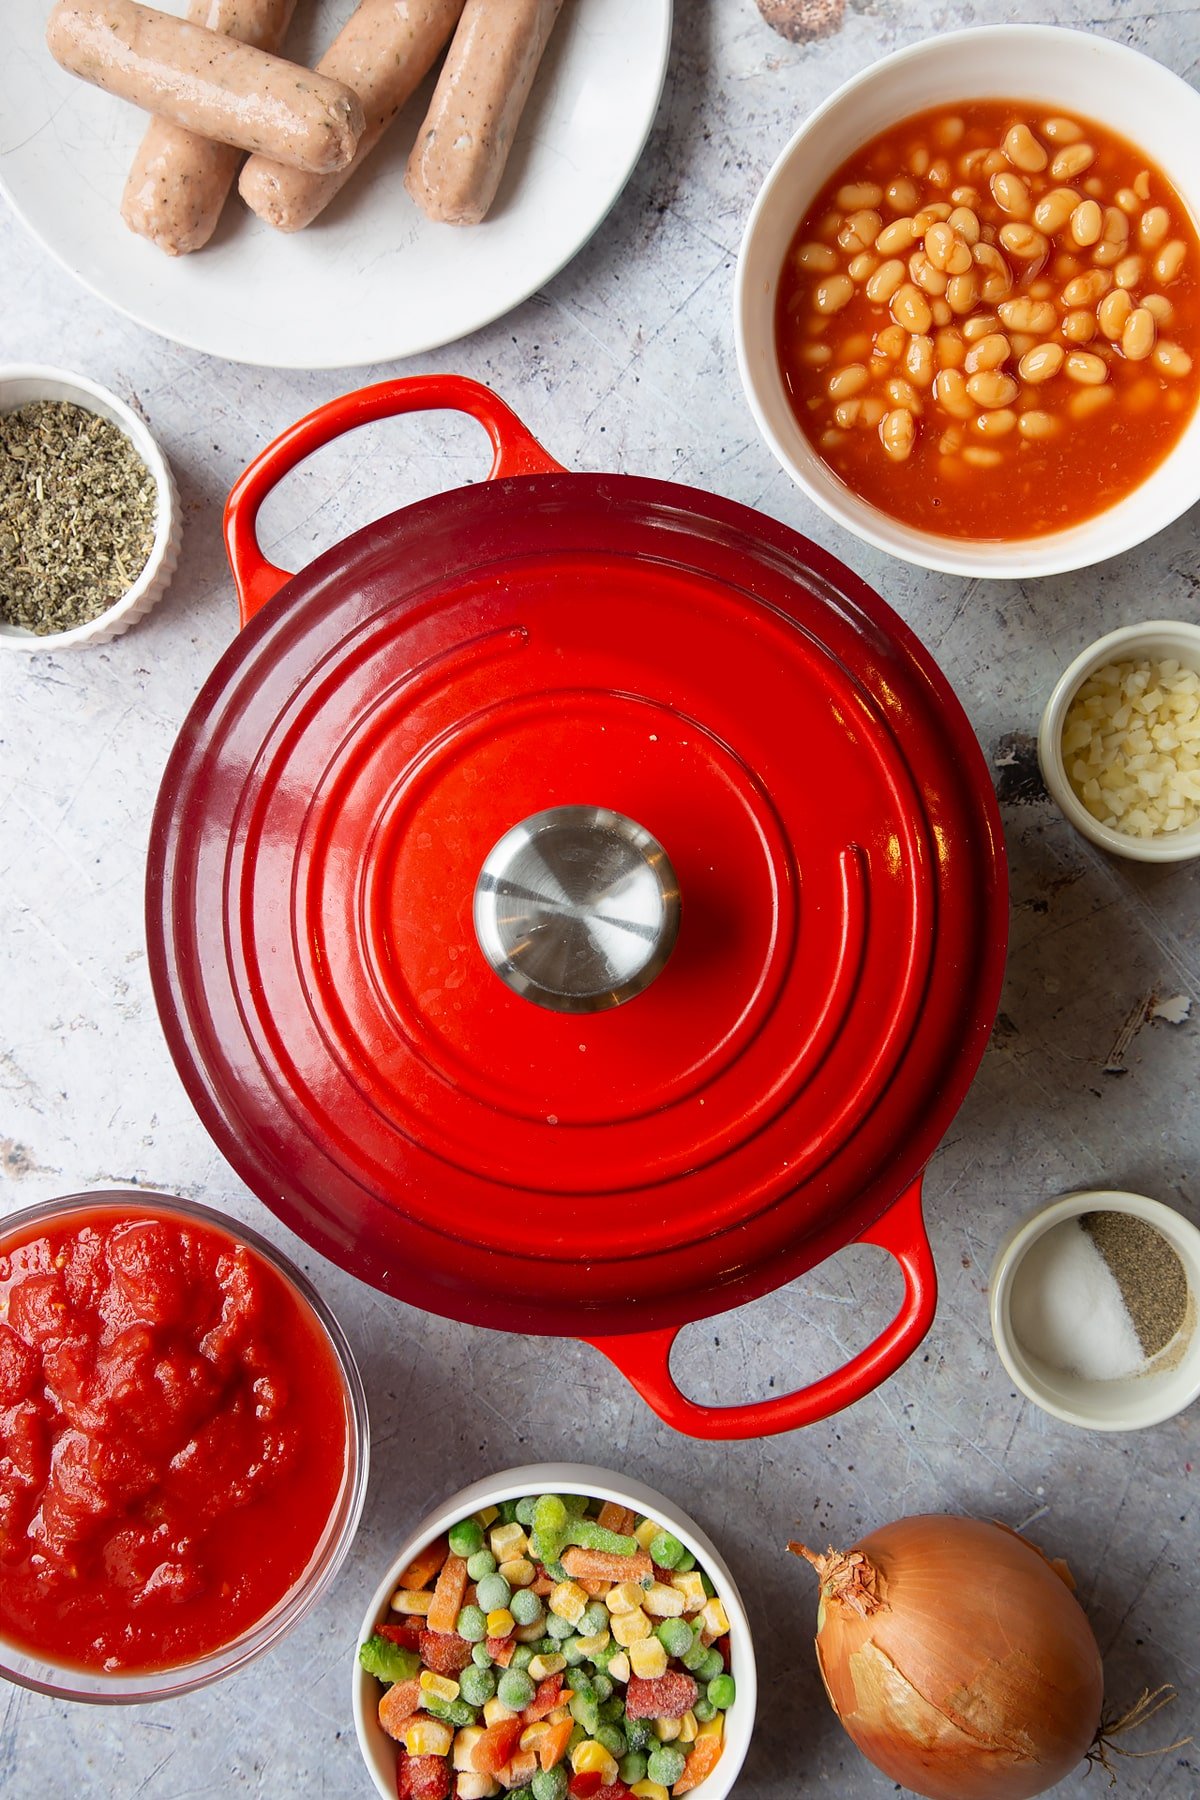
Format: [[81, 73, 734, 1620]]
[[146, 375, 1008, 1439]]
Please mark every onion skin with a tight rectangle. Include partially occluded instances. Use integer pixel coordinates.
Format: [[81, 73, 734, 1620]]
[[790, 1515, 1104, 1800]]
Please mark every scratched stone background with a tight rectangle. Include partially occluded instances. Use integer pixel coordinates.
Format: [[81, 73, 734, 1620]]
[[2, 0, 1199, 1795]]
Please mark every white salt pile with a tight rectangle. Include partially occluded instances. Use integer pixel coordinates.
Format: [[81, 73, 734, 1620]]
[[1010, 1217, 1144, 1382]]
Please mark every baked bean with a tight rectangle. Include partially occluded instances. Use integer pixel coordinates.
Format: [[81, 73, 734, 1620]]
[[932, 298, 953, 326], [933, 367, 974, 418], [938, 427, 963, 454], [814, 274, 855, 314], [982, 149, 1008, 178], [859, 396, 887, 426], [947, 205, 981, 244], [928, 159, 952, 188], [840, 208, 884, 254], [1032, 187, 1080, 235], [1019, 342, 1065, 383], [935, 116, 966, 149], [1097, 288, 1134, 340], [906, 334, 936, 386], [999, 222, 1049, 261], [1009, 332, 1038, 357], [849, 252, 879, 283], [828, 363, 869, 399], [1061, 269, 1111, 307], [834, 399, 862, 427], [1115, 187, 1141, 215], [990, 171, 1031, 218], [880, 407, 916, 461], [818, 428, 846, 451], [1121, 307, 1157, 361], [1041, 116, 1083, 144], [1018, 409, 1059, 438], [1134, 170, 1152, 202], [1124, 378, 1159, 412], [837, 181, 884, 210], [885, 177, 922, 213], [1152, 340, 1193, 378], [797, 342, 833, 367], [935, 327, 966, 368], [1068, 385, 1115, 420], [1062, 311, 1097, 345], [950, 186, 980, 209], [1153, 239, 1186, 284], [1092, 206, 1131, 267], [964, 331, 1011, 373], [1114, 254, 1144, 289], [1083, 177, 1104, 199], [947, 269, 983, 313], [1029, 275, 1057, 299], [876, 217, 919, 254], [966, 369, 1019, 408], [875, 323, 908, 358], [910, 147, 930, 177], [910, 251, 948, 295], [961, 310, 1001, 342], [998, 296, 1057, 334], [1138, 206, 1170, 249], [1142, 293, 1175, 326], [962, 445, 1003, 467], [796, 241, 839, 273], [959, 148, 989, 178], [892, 283, 933, 333], [865, 258, 907, 303], [843, 332, 872, 358], [1069, 199, 1103, 247], [914, 203, 953, 231], [974, 406, 1018, 437], [885, 376, 922, 413], [1064, 350, 1108, 385], [1050, 142, 1095, 181], [1003, 122, 1047, 173]]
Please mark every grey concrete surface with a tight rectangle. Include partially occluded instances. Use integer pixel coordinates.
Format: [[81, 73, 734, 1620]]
[[2, 0, 1198, 1796]]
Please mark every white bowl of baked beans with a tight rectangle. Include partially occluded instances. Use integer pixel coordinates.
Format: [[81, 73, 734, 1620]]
[[735, 25, 1200, 578], [1038, 620, 1200, 862]]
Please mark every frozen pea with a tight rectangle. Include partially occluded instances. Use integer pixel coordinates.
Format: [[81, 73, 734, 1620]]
[[466, 1549, 497, 1581], [596, 1722, 627, 1758], [497, 1668, 535, 1711], [569, 1690, 601, 1737], [475, 1573, 512, 1612], [510, 1588, 543, 1627], [562, 1635, 589, 1666], [567, 1722, 587, 1751], [470, 1642, 494, 1669], [448, 1517, 484, 1557], [591, 1672, 613, 1703], [647, 1745, 687, 1787], [656, 1617, 693, 1658], [456, 1604, 488, 1643], [692, 1696, 717, 1723], [498, 1499, 520, 1524], [701, 1572, 716, 1598], [546, 1612, 575, 1640], [531, 1770, 568, 1800], [509, 1791, 535, 1800], [699, 1647, 725, 1683], [682, 1635, 709, 1672], [625, 1717, 651, 1753], [459, 1664, 496, 1707], [579, 1602, 610, 1638], [511, 1644, 536, 1671], [599, 1694, 624, 1724], [675, 1549, 696, 1573], [537, 1637, 557, 1656], [619, 1750, 648, 1784], [648, 1529, 685, 1569], [516, 1496, 538, 1525], [708, 1672, 736, 1709], [563, 1494, 589, 1516]]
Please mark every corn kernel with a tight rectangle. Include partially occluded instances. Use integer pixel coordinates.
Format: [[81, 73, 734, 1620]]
[[628, 1636, 668, 1679], [700, 1597, 730, 1640], [483, 1698, 519, 1726], [475, 1505, 499, 1528], [402, 1718, 453, 1757], [576, 1630, 611, 1657], [697, 1713, 725, 1741], [607, 1651, 631, 1684], [456, 1777, 499, 1800], [499, 1556, 536, 1589], [610, 1608, 652, 1646], [549, 1580, 588, 1625], [605, 1580, 645, 1616], [452, 1727, 485, 1771], [571, 1740, 619, 1781], [528, 1653, 566, 1682], [547, 1703, 571, 1724], [490, 1522, 528, 1563], [419, 1670, 460, 1703], [670, 1573, 706, 1612], [390, 1587, 434, 1615], [678, 1710, 698, 1744], [630, 1785, 669, 1800], [634, 1518, 661, 1551], [486, 1607, 515, 1637], [653, 1717, 682, 1743], [642, 1582, 685, 1618], [519, 1722, 550, 1751]]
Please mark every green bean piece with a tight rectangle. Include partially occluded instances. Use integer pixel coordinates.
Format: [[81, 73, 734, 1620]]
[[646, 1745, 688, 1787], [648, 1529, 685, 1569], [466, 1549, 497, 1581], [563, 1518, 638, 1556], [619, 1750, 648, 1785], [656, 1617, 693, 1658], [532, 1494, 569, 1560], [458, 1664, 496, 1707], [510, 1588, 543, 1627], [475, 1573, 512, 1613], [531, 1770, 569, 1800], [563, 1493, 589, 1517], [422, 1692, 476, 1728], [707, 1672, 736, 1709], [448, 1517, 484, 1558]]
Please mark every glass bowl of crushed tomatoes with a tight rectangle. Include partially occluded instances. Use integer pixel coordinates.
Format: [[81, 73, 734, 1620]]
[[0, 1190, 368, 1702], [352, 1463, 756, 1800]]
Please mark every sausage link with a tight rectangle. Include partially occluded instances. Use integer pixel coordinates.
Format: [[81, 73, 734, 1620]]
[[405, 0, 566, 226], [121, 0, 297, 255], [238, 0, 465, 233], [46, 0, 364, 175]]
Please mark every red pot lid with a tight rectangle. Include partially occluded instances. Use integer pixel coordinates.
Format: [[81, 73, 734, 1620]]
[[147, 380, 1006, 1360]]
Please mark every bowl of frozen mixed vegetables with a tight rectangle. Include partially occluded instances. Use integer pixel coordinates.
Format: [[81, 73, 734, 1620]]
[[352, 1464, 756, 1800]]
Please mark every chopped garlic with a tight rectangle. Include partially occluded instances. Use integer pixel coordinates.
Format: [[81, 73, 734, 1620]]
[[1062, 656, 1200, 836]]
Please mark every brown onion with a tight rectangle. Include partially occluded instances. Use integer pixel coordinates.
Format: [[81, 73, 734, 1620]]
[[789, 1515, 1104, 1800]]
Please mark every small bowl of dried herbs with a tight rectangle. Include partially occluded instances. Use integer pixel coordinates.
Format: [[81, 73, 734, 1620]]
[[0, 364, 180, 650], [990, 1190, 1200, 1431]]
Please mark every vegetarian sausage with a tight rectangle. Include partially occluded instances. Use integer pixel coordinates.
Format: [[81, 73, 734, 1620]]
[[238, 0, 465, 233], [121, 0, 298, 255], [46, 0, 364, 175], [404, 0, 565, 226]]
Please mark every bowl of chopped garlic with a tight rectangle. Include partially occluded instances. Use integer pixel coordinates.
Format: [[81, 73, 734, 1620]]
[[351, 1463, 756, 1800], [1038, 619, 1200, 861], [0, 364, 180, 650]]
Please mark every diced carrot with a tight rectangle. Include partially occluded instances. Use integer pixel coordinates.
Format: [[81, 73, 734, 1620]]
[[486, 1634, 516, 1667], [471, 1717, 524, 1775], [538, 1719, 574, 1771], [673, 1736, 723, 1794], [597, 1501, 637, 1535], [397, 1534, 449, 1591], [377, 1677, 421, 1739], [578, 1576, 609, 1597], [532, 1574, 554, 1596], [501, 1749, 538, 1785], [523, 1673, 564, 1722], [425, 1552, 468, 1635], [561, 1546, 653, 1585]]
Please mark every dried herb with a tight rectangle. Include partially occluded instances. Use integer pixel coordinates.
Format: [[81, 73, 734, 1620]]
[[0, 400, 157, 635]]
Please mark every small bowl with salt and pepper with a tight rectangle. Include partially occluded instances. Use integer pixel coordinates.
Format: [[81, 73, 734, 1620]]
[[0, 364, 180, 650], [990, 1191, 1200, 1431]]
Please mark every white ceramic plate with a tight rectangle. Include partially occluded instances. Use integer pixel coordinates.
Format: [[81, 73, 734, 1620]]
[[0, 0, 672, 369]]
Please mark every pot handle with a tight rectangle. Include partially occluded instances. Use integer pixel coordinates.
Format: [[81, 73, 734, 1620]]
[[583, 1179, 936, 1439], [223, 375, 566, 626]]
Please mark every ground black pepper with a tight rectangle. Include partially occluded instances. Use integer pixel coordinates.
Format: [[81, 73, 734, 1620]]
[[1083, 1211, 1190, 1359], [0, 400, 157, 635]]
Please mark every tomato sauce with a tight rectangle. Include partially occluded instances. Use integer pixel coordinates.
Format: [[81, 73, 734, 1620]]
[[0, 1203, 350, 1675], [775, 101, 1200, 538]]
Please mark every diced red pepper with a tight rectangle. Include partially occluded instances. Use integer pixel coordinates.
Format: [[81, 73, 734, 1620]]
[[486, 1633, 516, 1666], [378, 1621, 422, 1651], [471, 1716, 525, 1775], [568, 1776, 604, 1799], [522, 1671, 564, 1721], [592, 1786, 631, 1800], [396, 1752, 450, 1800], [625, 1671, 698, 1720], [419, 1627, 472, 1676], [716, 1632, 732, 1670]]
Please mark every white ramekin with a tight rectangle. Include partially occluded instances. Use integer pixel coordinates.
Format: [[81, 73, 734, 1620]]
[[989, 1191, 1200, 1431], [1037, 619, 1200, 863], [353, 1463, 757, 1800], [0, 364, 180, 650], [734, 25, 1200, 579]]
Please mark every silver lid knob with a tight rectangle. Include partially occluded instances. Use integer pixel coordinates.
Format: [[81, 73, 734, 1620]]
[[473, 806, 681, 1013]]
